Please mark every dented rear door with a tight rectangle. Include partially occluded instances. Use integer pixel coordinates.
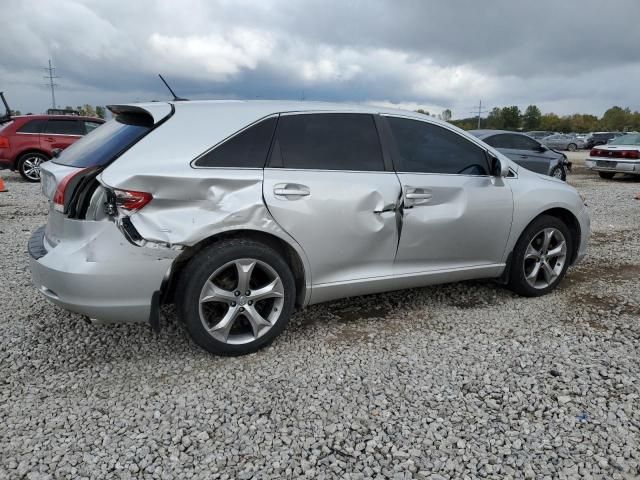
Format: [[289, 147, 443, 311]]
[[263, 112, 401, 285]]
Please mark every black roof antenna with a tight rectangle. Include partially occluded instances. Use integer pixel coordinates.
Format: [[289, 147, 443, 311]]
[[158, 74, 188, 101]]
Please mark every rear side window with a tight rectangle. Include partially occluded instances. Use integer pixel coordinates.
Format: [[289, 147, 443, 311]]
[[44, 119, 84, 135], [17, 119, 46, 134], [195, 117, 277, 168], [269, 113, 384, 171], [53, 116, 151, 168], [387, 117, 489, 175], [484, 134, 510, 148]]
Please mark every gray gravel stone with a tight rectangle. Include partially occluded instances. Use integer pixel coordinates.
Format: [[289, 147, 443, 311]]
[[1, 163, 639, 478]]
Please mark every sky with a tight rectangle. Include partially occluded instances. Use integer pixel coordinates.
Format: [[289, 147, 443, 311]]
[[2, 0, 639, 119]]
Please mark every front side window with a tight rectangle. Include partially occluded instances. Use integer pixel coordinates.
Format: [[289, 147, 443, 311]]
[[269, 113, 384, 171], [195, 117, 277, 168], [17, 119, 47, 134], [44, 119, 84, 135], [387, 117, 489, 175]]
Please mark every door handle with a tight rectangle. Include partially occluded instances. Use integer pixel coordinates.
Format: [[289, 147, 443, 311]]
[[45, 137, 55, 142], [405, 192, 432, 200], [273, 184, 310, 197]]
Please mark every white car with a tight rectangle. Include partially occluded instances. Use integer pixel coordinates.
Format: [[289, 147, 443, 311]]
[[585, 133, 640, 179]]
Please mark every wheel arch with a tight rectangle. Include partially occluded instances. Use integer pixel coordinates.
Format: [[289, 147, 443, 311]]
[[162, 229, 310, 309], [500, 206, 581, 284]]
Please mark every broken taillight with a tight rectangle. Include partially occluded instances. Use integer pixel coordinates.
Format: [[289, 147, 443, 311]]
[[113, 188, 153, 214], [53, 168, 87, 212]]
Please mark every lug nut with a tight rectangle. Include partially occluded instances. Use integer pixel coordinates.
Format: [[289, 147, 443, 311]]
[[245, 290, 251, 296], [248, 300, 253, 306], [234, 291, 240, 296], [239, 307, 245, 312], [231, 301, 236, 307]]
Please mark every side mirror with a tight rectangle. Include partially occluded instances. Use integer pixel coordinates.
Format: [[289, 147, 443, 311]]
[[52, 148, 62, 158], [488, 152, 509, 177]]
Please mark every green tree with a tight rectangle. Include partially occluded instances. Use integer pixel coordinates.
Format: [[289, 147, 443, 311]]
[[486, 107, 504, 129], [501, 106, 521, 130], [95, 106, 106, 119], [415, 108, 430, 116], [522, 105, 542, 130], [441, 109, 452, 122], [10, 109, 21, 116], [600, 106, 631, 131]]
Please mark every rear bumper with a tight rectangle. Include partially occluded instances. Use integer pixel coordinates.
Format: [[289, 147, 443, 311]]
[[584, 158, 640, 174], [28, 220, 179, 323]]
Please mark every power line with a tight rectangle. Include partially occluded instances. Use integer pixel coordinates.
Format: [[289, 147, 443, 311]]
[[43, 59, 59, 109], [469, 100, 488, 129]]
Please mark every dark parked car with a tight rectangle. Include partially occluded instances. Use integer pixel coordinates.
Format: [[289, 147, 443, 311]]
[[470, 130, 570, 180], [0, 114, 105, 181], [584, 132, 625, 149]]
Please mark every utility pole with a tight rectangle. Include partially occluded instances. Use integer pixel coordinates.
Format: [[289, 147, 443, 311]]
[[43, 59, 59, 109], [470, 100, 488, 129]]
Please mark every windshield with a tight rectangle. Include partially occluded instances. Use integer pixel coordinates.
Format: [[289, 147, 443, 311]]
[[609, 134, 640, 146], [53, 117, 151, 168]]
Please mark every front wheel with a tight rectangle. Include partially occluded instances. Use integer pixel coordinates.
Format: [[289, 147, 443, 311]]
[[566, 143, 577, 152], [18, 152, 48, 182], [598, 171, 615, 180], [176, 238, 296, 355], [550, 165, 566, 181], [507, 215, 573, 297]]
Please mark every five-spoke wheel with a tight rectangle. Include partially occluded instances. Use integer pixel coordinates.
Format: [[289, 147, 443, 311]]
[[508, 215, 573, 296], [18, 152, 48, 182], [177, 239, 296, 355]]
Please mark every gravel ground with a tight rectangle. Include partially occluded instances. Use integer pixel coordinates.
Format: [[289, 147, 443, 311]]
[[1, 162, 639, 480]]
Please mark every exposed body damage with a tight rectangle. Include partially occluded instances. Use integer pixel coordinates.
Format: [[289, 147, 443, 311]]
[[103, 169, 313, 306]]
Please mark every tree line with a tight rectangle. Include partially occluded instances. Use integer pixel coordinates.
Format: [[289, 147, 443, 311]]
[[447, 105, 640, 133]]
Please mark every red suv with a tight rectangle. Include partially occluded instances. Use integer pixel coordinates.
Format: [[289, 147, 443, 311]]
[[0, 115, 105, 182]]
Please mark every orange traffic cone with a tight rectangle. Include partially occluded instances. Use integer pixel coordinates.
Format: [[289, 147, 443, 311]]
[[0, 175, 7, 193]]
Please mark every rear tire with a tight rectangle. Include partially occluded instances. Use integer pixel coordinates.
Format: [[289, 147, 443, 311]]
[[17, 152, 48, 182], [598, 171, 615, 179], [176, 238, 296, 355], [507, 215, 573, 297], [567, 143, 577, 152]]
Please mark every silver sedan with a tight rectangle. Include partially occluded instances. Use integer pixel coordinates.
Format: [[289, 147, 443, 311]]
[[542, 134, 585, 151], [28, 101, 590, 355]]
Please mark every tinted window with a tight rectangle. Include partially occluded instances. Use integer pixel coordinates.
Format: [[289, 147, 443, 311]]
[[17, 119, 47, 134], [388, 117, 489, 175], [486, 133, 540, 151], [269, 113, 384, 171], [195, 117, 277, 168], [44, 119, 84, 135], [84, 121, 103, 134], [54, 117, 151, 168]]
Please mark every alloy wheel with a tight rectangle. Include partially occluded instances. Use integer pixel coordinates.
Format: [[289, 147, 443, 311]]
[[523, 228, 568, 289], [198, 258, 285, 345], [22, 156, 45, 181]]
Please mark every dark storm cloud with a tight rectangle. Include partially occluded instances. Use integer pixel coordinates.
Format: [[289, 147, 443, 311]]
[[1, 0, 639, 116]]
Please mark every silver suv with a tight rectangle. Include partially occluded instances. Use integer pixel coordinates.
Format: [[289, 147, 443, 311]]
[[29, 101, 590, 355]]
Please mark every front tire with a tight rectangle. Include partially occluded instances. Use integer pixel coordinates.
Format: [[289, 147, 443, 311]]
[[507, 215, 573, 297], [567, 143, 577, 152], [176, 238, 296, 355], [550, 165, 566, 181], [17, 152, 48, 182], [598, 171, 615, 180]]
